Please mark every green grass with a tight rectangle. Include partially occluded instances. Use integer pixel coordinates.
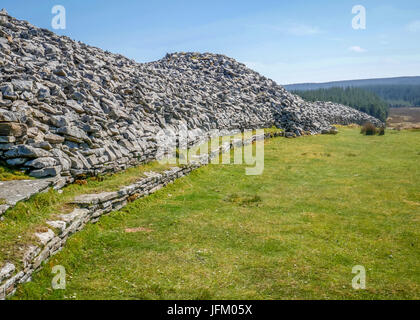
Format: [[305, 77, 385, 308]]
[[0, 161, 171, 266], [10, 128, 420, 300], [0, 163, 32, 181], [264, 126, 284, 135]]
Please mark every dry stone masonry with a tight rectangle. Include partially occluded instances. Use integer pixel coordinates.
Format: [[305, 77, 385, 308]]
[[0, 9, 382, 182]]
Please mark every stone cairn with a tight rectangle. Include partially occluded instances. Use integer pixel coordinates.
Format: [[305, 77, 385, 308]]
[[0, 8, 385, 300], [0, 8, 382, 182]]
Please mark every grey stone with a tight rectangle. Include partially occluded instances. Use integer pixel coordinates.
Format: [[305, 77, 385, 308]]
[[29, 166, 62, 178], [57, 126, 88, 142], [0, 178, 57, 207], [0, 123, 27, 137], [0, 204, 10, 216], [0, 136, 16, 143], [66, 100, 84, 114], [31, 141, 52, 151], [0, 8, 9, 16], [72, 192, 119, 205], [11, 79, 33, 92], [46, 220, 67, 234], [34, 229, 55, 245], [0, 99, 12, 108], [25, 157, 57, 169], [53, 68, 67, 77], [44, 133, 65, 144], [0, 263, 15, 283], [6, 158, 27, 166], [50, 116, 69, 128], [59, 208, 89, 225], [0, 109, 18, 122], [5, 145, 50, 159]]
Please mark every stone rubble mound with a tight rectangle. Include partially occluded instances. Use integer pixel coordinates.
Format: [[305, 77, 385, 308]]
[[0, 9, 382, 180]]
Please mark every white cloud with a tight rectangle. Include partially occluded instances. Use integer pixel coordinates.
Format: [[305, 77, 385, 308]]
[[349, 46, 367, 53], [406, 20, 420, 33]]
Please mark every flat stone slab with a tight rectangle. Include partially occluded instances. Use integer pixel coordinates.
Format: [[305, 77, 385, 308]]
[[0, 178, 57, 216], [72, 192, 119, 206]]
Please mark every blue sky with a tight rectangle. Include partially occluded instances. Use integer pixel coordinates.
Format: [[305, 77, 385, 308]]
[[3, 0, 420, 84]]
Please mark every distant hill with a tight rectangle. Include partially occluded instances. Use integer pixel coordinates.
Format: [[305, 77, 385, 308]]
[[285, 77, 420, 108], [284, 76, 420, 91]]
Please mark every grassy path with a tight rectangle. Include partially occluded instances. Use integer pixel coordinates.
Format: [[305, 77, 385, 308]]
[[13, 128, 420, 299]]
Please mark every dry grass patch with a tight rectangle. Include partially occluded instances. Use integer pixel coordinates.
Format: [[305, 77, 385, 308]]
[[125, 227, 153, 233]]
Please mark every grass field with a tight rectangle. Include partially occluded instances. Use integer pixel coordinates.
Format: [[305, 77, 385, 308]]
[[11, 128, 420, 300]]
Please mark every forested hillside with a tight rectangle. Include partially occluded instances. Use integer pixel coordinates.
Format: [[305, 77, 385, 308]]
[[292, 87, 389, 121], [284, 76, 420, 90], [363, 85, 420, 108], [285, 77, 420, 109]]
